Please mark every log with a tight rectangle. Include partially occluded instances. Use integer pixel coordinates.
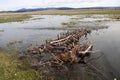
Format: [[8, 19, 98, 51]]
[[79, 44, 93, 54], [50, 35, 72, 44]]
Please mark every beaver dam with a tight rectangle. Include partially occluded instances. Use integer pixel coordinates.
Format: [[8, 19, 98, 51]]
[[26, 29, 93, 67], [18, 29, 106, 80]]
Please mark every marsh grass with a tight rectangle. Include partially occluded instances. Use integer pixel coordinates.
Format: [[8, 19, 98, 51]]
[[7, 41, 23, 46], [0, 14, 32, 23], [0, 43, 51, 80], [0, 52, 36, 80], [83, 26, 108, 30], [62, 21, 77, 27], [0, 29, 4, 32], [109, 14, 120, 20], [0, 50, 51, 80], [70, 17, 83, 20], [31, 18, 44, 20]]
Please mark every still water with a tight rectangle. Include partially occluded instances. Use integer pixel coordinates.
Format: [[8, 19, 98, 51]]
[[87, 21, 120, 79], [55, 21, 120, 80]]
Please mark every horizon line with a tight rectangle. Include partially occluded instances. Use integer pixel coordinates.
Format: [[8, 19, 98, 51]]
[[0, 6, 120, 12]]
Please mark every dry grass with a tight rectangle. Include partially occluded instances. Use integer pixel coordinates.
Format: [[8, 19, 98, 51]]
[[0, 9, 119, 23], [0, 14, 32, 23], [0, 9, 120, 15]]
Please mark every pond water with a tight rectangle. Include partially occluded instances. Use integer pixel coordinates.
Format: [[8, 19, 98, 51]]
[[54, 21, 120, 80], [0, 15, 120, 80], [0, 15, 71, 47], [87, 21, 120, 80]]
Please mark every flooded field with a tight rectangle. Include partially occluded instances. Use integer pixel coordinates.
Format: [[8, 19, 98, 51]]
[[0, 14, 120, 80]]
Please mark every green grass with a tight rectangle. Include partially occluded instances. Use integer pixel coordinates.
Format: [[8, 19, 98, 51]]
[[62, 21, 77, 27], [0, 51, 50, 80], [0, 29, 4, 32], [0, 15, 32, 23], [31, 18, 44, 20], [0, 52, 36, 80]]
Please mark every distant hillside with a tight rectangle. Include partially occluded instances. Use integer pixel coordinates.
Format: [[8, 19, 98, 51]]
[[16, 7, 74, 12], [0, 6, 120, 12], [15, 6, 120, 12]]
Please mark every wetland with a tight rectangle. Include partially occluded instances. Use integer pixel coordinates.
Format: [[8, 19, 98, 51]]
[[0, 9, 120, 80]]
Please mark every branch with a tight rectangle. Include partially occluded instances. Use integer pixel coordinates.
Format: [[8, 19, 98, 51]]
[[79, 44, 93, 54], [50, 35, 72, 44]]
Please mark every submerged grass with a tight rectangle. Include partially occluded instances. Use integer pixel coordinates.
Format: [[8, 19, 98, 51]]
[[84, 26, 108, 30], [0, 29, 4, 32], [0, 14, 32, 23], [62, 21, 77, 28], [31, 18, 44, 20], [70, 17, 83, 20], [109, 14, 120, 20]]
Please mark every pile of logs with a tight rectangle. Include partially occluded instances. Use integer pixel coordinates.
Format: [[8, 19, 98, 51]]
[[26, 29, 93, 70]]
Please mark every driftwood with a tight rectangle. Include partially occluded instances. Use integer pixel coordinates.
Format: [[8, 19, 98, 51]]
[[79, 44, 93, 54], [26, 29, 95, 70], [50, 35, 72, 44]]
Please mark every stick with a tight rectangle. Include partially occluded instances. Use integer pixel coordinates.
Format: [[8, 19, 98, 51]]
[[79, 44, 93, 54], [50, 35, 72, 44]]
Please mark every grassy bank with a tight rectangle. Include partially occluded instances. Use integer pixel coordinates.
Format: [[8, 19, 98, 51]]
[[0, 14, 32, 23], [0, 52, 36, 80], [0, 51, 51, 80]]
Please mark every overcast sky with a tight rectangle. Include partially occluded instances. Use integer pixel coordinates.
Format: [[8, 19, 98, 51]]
[[0, 0, 120, 11]]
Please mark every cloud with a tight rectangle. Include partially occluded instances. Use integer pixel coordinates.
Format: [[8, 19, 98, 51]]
[[0, 0, 119, 11]]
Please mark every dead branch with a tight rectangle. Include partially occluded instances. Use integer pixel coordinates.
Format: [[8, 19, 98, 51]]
[[78, 44, 93, 54], [50, 35, 72, 44]]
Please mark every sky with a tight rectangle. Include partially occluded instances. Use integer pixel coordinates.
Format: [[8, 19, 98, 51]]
[[0, 0, 120, 11]]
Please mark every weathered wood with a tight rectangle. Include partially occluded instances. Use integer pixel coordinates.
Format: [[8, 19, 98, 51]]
[[50, 35, 72, 44], [79, 44, 93, 54], [26, 29, 94, 70]]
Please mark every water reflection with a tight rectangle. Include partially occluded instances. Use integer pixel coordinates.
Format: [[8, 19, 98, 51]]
[[87, 21, 120, 79]]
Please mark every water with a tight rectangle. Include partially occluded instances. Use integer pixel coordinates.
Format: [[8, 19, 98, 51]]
[[0, 15, 72, 47], [87, 21, 120, 79], [0, 15, 120, 80]]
